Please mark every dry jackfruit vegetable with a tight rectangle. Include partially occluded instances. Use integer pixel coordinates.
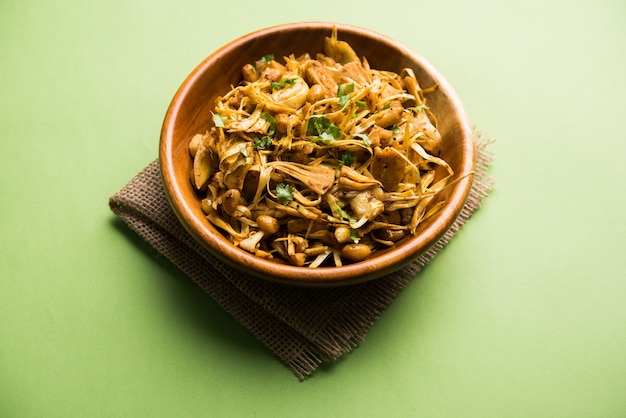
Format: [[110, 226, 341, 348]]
[[188, 28, 453, 267]]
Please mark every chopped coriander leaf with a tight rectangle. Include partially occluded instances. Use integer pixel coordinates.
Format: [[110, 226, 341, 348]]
[[337, 83, 354, 108], [306, 116, 323, 135], [275, 183, 294, 205], [239, 146, 248, 162], [307, 116, 341, 140], [337, 83, 354, 96], [311, 134, 337, 144], [354, 133, 372, 146], [213, 113, 225, 128], [261, 113, 276, 134], [252, 136, 272, 149], [355, 100, 367, 107], [338, 95, 349, 108], [326, 123, 341, 139], [253, 54, 275, 71], [270, 77, 297, 91], [317, 131, 335, 142], [334, 203, 355, 223], [350, 228, 361, 243], [338, 152, 356, 167]]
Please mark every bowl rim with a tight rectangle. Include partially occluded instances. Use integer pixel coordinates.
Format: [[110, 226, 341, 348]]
[[160, 21, 475, 286]]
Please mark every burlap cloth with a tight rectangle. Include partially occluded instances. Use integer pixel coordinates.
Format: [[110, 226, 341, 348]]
[[109, 131, 493, 380]]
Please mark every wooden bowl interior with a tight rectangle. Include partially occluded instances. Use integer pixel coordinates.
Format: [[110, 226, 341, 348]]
[[160, 22, 474, 286]]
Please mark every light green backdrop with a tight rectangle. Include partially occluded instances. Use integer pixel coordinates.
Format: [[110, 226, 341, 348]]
[[1, 0, 625, 416]]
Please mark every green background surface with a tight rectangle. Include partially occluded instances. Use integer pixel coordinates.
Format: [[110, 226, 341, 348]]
[[1, 0, 625, 416]]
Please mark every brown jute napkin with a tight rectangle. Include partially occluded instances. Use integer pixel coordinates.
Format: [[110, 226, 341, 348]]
[[109, 131, 493, 380]]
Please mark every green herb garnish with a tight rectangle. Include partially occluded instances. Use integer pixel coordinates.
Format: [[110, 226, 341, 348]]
[[338, 151, 356, 168], [275, 183, 294, 205], [415, 104, 430, 112], [353, 133, 372, 146], [307, 116, 341, 142], [213, 113, 225, 128], [239, 146, 248, 162], [315, 131, 336, 143], [337, 83, 354, 108], [350, 228, 361, 243], [251, 113, 276, 149], [270, 77, 298, 91], [261, 112, 276, 135], [253, 54, 275, 71], [334, 203, 355, 223], [252, 136, 272, 150]]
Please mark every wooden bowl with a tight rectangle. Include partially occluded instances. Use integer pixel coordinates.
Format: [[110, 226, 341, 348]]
[[160, 22, 475, 286]]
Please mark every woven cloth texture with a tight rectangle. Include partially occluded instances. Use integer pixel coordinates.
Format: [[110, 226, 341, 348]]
[[109, 132, 493, 380]]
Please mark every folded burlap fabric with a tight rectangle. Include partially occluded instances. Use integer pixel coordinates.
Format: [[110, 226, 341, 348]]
[[109, 131, 493, 380]]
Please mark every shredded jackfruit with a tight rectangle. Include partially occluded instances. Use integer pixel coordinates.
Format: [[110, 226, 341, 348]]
[[188, 28, 453, 267]]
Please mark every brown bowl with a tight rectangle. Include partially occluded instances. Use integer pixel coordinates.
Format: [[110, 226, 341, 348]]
[[160, 22, 475, 286]]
